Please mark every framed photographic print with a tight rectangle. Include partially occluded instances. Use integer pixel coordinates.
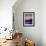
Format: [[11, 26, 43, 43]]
[[23, 12, 35, 27]]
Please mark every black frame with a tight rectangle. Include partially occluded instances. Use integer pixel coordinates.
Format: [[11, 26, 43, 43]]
[[23, 12, 35, 27]]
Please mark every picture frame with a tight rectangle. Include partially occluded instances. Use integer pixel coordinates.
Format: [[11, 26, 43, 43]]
[[23, 12, 35, 27], [13, 13, 15, 31]]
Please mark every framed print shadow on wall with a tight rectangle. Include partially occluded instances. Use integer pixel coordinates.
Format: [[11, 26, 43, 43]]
[[23, 12, 35, 27]]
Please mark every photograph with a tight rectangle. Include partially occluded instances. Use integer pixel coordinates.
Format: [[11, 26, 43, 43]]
[[23, 12, 35, 27]]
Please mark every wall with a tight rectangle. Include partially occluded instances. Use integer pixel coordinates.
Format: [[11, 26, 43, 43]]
[[13, 0, 41, 46], [0, 0, 16, 30], [41, 0, 46, 46]]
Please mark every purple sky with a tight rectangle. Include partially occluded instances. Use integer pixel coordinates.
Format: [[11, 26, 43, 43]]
[[25, 14, 32, 20]]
